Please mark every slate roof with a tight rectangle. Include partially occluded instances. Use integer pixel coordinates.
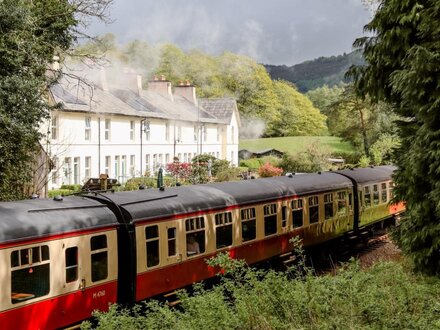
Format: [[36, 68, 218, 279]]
[[199, 98, 238, 124], [50, 77, 235, 124]]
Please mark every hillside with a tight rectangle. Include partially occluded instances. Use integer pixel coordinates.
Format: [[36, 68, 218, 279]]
[[264, 51, 364, 92]]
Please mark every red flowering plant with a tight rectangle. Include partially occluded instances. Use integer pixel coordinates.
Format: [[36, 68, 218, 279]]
[[166, 162, 193, 181], [258, 162, 283, 177]]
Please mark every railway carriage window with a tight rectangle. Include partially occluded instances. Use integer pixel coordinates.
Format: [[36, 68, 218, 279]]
[[337, 191, 347, 215], [186, 217, 206, 256], [291, 199, 303, 228], [264, 204, 278, 236], [90, 235, 108, 282], [364, 186, 371, 207], [11, 245, 50, 304], [65, 247, 78, 283], [373, 185, 380, 205], [381, 183, 388, 203], [349, 193, 353, 211], [389, 182, 394, 200], [167, 228, 177, 257], [145, 225, 160, 267], [281, 206, 288, 228], [324, 193, 334, 220], [215, 212, 233, 249], [241, 207, 256, 242], [309, 196, 319, 224]]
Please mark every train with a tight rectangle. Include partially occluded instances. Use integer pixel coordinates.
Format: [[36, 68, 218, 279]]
[[0, 165, 404, 329]]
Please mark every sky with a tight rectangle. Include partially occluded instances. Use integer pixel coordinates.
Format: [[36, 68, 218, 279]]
[[87, 0, 373, 66]]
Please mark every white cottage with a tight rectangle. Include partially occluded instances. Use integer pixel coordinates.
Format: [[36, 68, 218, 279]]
[[42, 72, 240, 189]]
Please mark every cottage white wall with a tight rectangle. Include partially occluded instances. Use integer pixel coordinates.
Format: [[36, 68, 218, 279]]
[[44, 111, 237, 189], [226, 110, 240, 166]]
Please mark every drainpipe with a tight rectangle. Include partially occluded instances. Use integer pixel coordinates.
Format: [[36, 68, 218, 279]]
[[98, 117, 101, 174], [140, 118, 147, 176]]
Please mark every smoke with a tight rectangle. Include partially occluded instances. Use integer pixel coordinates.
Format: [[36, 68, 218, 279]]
[[240, 118, 266, 139]]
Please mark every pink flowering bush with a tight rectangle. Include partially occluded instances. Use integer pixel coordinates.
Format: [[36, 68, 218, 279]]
[[258, 162, 283, 177]]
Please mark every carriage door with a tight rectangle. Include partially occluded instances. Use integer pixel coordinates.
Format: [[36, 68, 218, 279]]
[[164, 221, 182, 264]]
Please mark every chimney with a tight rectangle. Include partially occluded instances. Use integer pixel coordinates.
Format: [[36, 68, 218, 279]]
[[148, 75, 173, 99], [122, 69, 143, 96], [99, 67, 109, 92], [174, 80, 197, 105]]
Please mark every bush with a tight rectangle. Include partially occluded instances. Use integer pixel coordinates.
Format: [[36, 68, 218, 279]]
[[59, 184, 81, 191], [124, 177, 176, 191], [258, 162, 283, 177], [214, 167, 241, 182], [259, 155, 280, 166], [84, 257, 440, 330], [48, 189, 74, 198], [239, 158, 261, 170]]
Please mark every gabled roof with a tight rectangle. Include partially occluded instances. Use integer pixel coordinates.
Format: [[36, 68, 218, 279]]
[[199, 98, 240, 125]]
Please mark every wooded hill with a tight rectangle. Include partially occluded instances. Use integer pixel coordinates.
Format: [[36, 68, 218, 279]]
[[264, 51, 364, 92]]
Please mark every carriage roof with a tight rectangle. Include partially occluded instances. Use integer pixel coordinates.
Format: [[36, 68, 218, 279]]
[[99, 171, 353, 222], [0, 196, 118, 245]]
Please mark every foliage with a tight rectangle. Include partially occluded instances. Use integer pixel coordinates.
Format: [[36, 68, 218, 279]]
[[191, 154, 230, 177], [84, 256, 440, 330], [78, 39, 328, 137], [369, 134, 400, 165], [306, 84, 345, 116], [268, 80, 327, 137], [48, 189, 74, 198], [258, 163, 283, 177], [327, 86, 399, 158], [239, 158, 262, 170], [278, 141, 333, 173], [349, 0, 440, 273], [124, 177, 176, 190], [165, 162, 193, 181], [265, 50, 364, 92], [0, 0, 110, 200], [60, 184, 82, 191], [214, 167, 241, 183]]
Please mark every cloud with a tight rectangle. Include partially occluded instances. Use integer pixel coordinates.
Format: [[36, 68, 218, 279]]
[[87, 0, 371, 65]]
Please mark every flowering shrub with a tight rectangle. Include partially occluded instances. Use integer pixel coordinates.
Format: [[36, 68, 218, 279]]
[[165, 162, 192, 180], [258, 162, 283, 177]]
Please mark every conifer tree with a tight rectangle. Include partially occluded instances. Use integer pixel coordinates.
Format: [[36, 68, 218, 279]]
[[349, 0, 440, 273]]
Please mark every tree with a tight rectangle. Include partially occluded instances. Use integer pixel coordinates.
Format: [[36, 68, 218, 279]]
[[348, 0, 440, 273], [270, 80, 327, 137], [0, 0, 111, 200]]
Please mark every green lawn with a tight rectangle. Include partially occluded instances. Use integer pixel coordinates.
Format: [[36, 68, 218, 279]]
[[239, 136, 354, 155]]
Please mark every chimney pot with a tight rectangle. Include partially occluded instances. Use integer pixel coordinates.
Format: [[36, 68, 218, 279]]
[[160, 74, 166, 81], [179, 81, 184, 86], [153, 75, 158, 81], [185, 80, 190, 86]]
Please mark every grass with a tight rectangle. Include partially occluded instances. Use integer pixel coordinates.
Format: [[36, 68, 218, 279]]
[[239, 136, 354, 155]]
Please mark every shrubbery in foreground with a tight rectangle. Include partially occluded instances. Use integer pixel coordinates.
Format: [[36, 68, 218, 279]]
[[82, 253, 440, 330]]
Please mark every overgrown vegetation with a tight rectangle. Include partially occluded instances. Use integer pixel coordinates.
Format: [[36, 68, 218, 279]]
[[82, 253, 440, 330]]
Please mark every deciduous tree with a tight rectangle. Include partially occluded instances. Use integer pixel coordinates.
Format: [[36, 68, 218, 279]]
[[0, 0, 111, 200]]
